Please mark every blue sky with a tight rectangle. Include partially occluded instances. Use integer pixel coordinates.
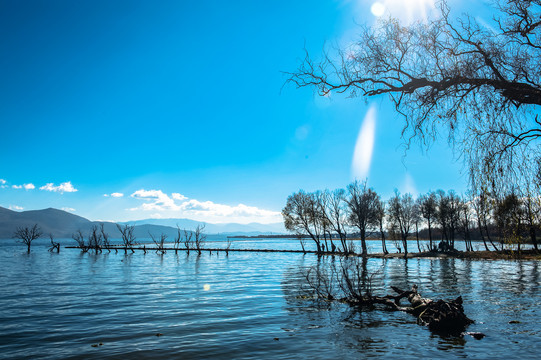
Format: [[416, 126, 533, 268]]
[[1, 0, 480, 223]]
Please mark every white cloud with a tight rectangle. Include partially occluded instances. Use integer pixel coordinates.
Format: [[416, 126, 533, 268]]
[[9, 205, 23, 211], [180, 199, 281, 220], [129, 188, 281, 223], [104, 192, 124, 198], [130, 189, 180, 211], [172, 193, 187, 201], [0, 179, 6, 185], [61, 207, 76, 212], [12, 183, 35, 190], [40, 181, 78, 193]]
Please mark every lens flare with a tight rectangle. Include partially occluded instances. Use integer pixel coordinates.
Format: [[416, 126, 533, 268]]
[[351, 105, 376, 180]]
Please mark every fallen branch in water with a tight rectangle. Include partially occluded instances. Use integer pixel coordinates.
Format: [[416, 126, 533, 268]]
[[302, 258, 475, 336]]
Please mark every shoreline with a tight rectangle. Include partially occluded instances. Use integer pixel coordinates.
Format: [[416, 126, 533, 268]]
[[64, 246, 541, 260]]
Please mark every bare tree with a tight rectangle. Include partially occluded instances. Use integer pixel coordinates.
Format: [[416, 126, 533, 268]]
[[374, 199, 388, 255], [193, 224, 206, 255], [183, 228, 194, 253], [323, 188, 349, 252], [387, 191, 416, 257], [315, 190, 331, 252], [149, 232, 167, 254], [494, 192, 525, 251], [72, 229, 89, 253], [412, 199, 422, 253], [288, 0, 541, 191], [296, 234, 307, 254], [435, 190, 462, 250], [116, 224, 136, 253], [100, 223, 111, 252], [225, 237, 233, 255], [282, 190, 324, 253], [418, 191, 437, 251], [522, 194, 541, 251], [471, 189, 499, 251], [88, 225, 103, 254], [48, 233, 60, 253], [458, 194, 474, 252], [346, 180, 380, 255], [174, 225, 182, 254], [13, 224, 42, 253]]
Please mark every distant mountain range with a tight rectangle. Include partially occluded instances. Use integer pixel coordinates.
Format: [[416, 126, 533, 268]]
[[0, 206, 285, 239], [122, 218, 286, 235]]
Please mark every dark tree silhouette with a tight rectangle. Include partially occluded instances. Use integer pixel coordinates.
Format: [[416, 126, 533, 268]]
[[346, 180, 380, 255], [418, 192, 437, 251], [13, 224, 42, 253], [288, 0, 541, 191], [149, 232, 167, 254], [48, 233, 60, 253], [374, 199, 388, 255], [324, 188, 349, 252], [116, 224, 136, 253], [282, 190, 324, 253], [193, 224, 206, 255], [388, 191, 416, 257]]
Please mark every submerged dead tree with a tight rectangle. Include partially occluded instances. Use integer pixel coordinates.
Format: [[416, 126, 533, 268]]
[[13, 224, 42, 253], [116, 224, 136, 253], [149, 232, 167, 254], [48, 234, 60, 253], [302, 258, 474, 335]]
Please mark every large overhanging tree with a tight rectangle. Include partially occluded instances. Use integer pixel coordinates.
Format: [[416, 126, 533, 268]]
[[288, 0, 541, 194]]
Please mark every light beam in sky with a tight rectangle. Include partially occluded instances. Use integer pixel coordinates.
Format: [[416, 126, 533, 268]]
[[352, 105, 376, 180]]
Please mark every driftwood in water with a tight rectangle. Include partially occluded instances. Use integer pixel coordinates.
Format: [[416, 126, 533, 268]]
[[371, 285, 474, 334], [302, 259, 474, 335], [344, 284, 473, 334]]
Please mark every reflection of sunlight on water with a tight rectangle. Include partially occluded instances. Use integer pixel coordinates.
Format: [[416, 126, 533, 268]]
[[203, 284, 211, 291], [351, 105, 376, 180]]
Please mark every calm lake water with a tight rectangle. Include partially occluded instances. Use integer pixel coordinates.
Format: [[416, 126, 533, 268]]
[[0, 238, 539, 359]]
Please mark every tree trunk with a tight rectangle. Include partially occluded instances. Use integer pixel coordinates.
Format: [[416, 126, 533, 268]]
[[530, 226, 538, 251], [360, 228, 367, 255], [428, 220, 433, 251]]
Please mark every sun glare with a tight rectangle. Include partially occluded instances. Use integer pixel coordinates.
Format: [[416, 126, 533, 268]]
[[370, 0, 435, 22], [371, 2, 386, 17]]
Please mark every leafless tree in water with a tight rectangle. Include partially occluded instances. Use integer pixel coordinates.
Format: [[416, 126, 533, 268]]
[[13, 224, 42, 253]]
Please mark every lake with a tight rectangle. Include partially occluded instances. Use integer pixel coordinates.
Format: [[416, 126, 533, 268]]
[[0, 238, 539, 359]]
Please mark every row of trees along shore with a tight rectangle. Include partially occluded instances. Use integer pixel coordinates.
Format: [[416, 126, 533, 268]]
[[282, 180, 540, 256]]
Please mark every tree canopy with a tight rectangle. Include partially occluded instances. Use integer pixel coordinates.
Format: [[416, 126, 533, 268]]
[[288, 0, 541, 193]]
